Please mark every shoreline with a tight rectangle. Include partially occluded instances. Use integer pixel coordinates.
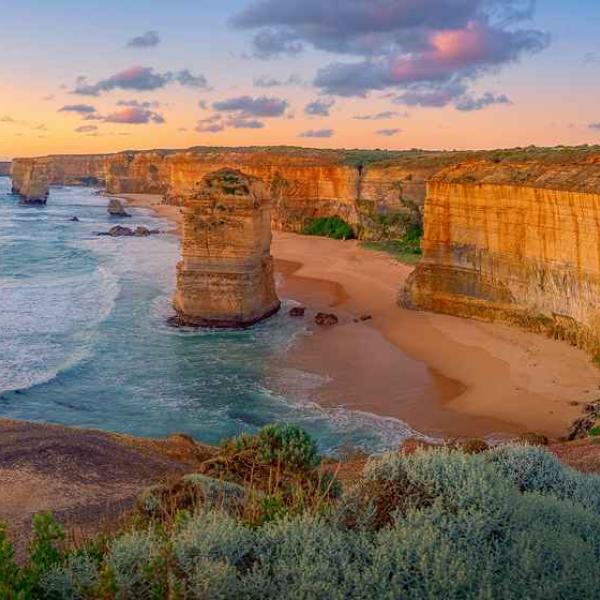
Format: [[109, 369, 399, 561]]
[[115, 192, 600, 440]]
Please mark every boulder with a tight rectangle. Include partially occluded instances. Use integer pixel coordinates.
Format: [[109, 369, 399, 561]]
[[315, 312, 339, 327], [289, 306, 306, 317], [107, 198, 131, 217], [98, 225, 134, 237], [134, 226, 160, 237]]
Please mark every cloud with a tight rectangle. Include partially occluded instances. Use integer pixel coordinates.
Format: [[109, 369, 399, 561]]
[[298, 128, 334, 138], [58, 104, 97, 114], [304, 98, 335, 116], [250, 29, 304, 59], [75, 125, 98, 133], [116, 99, 160, 108], [232, 0, 548, 103], [394, 81, 467, 107], [254, 73, 302, 87], [228, 117, 265, 129], [196, 115, 225, 133], [376, 128, 401, 136], [127, 30, 160, 48], [353, 110, 399, 120], [589, 123, 600, 131], [584, 52, 598, 65], [73, 66, 208, 96], [0, 115, 16, 122], [455, 92, 511, 111], [212, 95, 288, 117], [103, 107, 165, 124]]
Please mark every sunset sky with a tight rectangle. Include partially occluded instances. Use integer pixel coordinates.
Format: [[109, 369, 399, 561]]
[[1, 0, 599, 159]]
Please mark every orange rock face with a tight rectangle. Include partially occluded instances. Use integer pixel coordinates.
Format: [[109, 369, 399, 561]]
[[11, 147, 456, 236], [402, 159, 600, 355], [171, 168, 280, 328]]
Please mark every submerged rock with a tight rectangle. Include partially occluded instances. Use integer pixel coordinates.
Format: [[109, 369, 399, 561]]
[[315, 312, 339, 327], [70, 216, 80, 222], [289, 306, 306, 317], [107, 198, 131, 217]]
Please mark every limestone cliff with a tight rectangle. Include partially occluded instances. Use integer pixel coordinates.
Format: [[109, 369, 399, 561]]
[[11, 147, 463, 237], [172, 168, 280, 328], [0, 161, 10, 177], [402, 157, 600, 355]]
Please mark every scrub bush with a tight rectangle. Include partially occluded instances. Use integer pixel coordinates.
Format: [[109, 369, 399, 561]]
[[303, 216, 355, 240], [4, 435, 600, 599]]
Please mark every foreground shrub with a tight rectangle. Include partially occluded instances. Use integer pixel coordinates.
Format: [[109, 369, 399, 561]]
[[490, 444, 600, 515], [303, 216, 355, 240], [4, 432, 600, 598]]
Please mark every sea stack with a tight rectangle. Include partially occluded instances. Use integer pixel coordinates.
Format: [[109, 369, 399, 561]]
[[171, 168, 280, 328]]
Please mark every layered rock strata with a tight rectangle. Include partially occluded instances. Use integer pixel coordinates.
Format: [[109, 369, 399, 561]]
[[10, 147, 460, 237], [171, 168, 280, 328], [402, 158, 600, 355]]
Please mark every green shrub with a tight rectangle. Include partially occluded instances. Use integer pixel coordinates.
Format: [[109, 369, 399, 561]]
[[303, 217, 355, 240], [228, 423, 319, 472], [173, 511, 255, 576], [105, 529, 165, 598], [5, 437, 600, 599], [361, 223, 423, 264], [489, 444, 600, 515]]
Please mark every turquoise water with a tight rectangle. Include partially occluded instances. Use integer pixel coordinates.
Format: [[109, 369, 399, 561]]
[[0, 178, 417, 453]]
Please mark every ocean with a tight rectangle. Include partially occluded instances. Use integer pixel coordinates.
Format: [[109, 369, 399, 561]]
[[0, 178, 419, 453]]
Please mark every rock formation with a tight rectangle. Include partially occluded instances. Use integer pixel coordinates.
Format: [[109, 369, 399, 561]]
[[402, 156, 600, 356], [10, 147, 460, 237], [171, 168, 280, 328], [0, 161, 10, 177], [107, 198, 131, 217]]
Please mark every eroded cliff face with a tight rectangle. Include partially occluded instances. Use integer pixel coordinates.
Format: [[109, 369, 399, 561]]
[[172, 168, 280, 328], [11, 147, 456, 237], [11, 154, 109, 201], [403, 158, 600, 355]]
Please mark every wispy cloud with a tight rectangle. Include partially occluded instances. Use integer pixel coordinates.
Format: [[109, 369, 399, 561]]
[[73, 66, 208, 96], [127, 31, 161, 49], [298, 128, 334, 138]]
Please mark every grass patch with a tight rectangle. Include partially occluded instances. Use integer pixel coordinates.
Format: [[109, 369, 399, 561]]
[[303, 216, 355, 240], [361, 225, 423, 265]]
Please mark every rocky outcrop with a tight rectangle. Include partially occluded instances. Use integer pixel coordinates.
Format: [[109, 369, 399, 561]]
[[171, 168, 280, 328], [11, 158, 49, 203], [11, 154, 109, 202], [402, 157, 600, 356], [0, 161, 10, 177], [107, 198, 131, 217]]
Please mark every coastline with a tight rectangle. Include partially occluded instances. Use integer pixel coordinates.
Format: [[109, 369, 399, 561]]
[[115, 192, 600, 440]]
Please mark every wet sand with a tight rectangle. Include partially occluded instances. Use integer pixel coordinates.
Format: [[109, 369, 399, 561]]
[[117, 193, 600, 440]]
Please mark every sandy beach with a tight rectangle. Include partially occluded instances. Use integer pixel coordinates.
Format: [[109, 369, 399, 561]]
[[117, 193, 600, 440]]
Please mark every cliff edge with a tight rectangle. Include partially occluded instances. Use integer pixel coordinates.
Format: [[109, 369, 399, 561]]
[[402, 155, 600, 356]]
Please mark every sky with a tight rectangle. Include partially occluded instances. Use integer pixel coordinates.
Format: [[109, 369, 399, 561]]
[[1, 0, 600, 159]]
